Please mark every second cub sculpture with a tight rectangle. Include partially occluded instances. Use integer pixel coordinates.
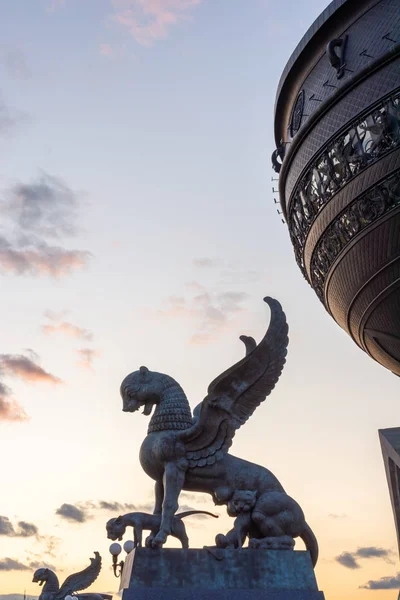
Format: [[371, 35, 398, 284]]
[[106, 510, 218, 549], [215, 489, 317, 560]]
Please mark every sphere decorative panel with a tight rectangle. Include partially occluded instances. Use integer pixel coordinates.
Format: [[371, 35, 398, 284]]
[[274, 0, 400, 376]]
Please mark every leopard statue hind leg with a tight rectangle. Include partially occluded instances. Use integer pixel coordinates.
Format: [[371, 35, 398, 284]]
[[170, 519, 189, 548]]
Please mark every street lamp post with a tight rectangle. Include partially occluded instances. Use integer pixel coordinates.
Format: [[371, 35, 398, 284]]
[[109, 540, 135, 578]]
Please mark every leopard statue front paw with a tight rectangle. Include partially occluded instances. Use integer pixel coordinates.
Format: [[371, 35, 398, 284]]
[[249, 535, 295, 550]]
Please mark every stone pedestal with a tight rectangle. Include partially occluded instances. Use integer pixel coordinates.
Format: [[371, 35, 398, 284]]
[[118, 548, 325, 599]]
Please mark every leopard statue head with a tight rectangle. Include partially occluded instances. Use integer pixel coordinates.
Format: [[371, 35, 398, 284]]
[[120, 366, 163, 416], [32, 568, 50, 585], [106, 516, 126, 541]]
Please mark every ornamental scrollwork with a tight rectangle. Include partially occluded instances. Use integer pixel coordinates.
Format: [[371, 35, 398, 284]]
[[327, 35, 348, 79], [290, 90, 305, 138], [272, 141, 286, 173], [288, 90, 400, 278], [310, 169, 400, 300]]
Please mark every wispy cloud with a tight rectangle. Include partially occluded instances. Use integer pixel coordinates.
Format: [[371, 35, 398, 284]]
[[55, 503, 89, 523], [99, 499, 155, 513], [0, 46, 30, 79], [0, 172, 91, 277], [0, 516, 38, 538], [99, 500, 134, 512], [28, 559, 57, 571], [336, 552, 360, 570], [0, 382, 27, 422], [0, 353, 62, 384], [356, 547, 393, 560], [76, 348, 100, 370], [55, 499, 154, 522], [335, 547, 394, 570], [111, 0, 202, 46], [22, 536, 61, 570], [0, 241, 89, 276], [0, 558, 30, 571], [42, 535, 61, 558], [361, 573, 400, 590], [0, 351, 62, 423], [152, 257, 257, 344], [328, 513, 347, 519], [158, 285, 249, 344], [179, 492, 202, 503], [46, 1, 202, 49], [178, 491, 217, 511], [42, 311, 93, 342], [0, 556, 56, 572], [3, 172, 81, 238]]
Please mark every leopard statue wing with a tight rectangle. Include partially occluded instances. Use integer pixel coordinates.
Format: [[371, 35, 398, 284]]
[[54, 552, 101, 599], [180, 297, 288, 468]]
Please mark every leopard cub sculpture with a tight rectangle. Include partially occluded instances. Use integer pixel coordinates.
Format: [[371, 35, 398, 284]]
[[106, 510, 218, 548], [215, 489, 316, 556], [120, 297, 318, 566]]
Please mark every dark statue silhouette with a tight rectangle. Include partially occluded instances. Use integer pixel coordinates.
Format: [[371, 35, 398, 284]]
[[120, 298, 318, 566], [32, 552, 111, 600]]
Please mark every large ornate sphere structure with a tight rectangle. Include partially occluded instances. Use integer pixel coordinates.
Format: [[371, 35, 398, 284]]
[[274, 0, 400, 376]]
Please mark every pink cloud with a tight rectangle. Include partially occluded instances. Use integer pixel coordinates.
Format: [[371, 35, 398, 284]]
[[42, 313, 93, 342], [76, 348, 100, 370], [0, 352, 62, 422], [100, 43, 115, 57], [0, 399, 28, 422], [0, 245, 90, 277], [156, 287, 249, 344], [0, 172, 91, 278], [111, 0, 202, 46], [0, 354, 62, 384], [0, 382, 28, 423]]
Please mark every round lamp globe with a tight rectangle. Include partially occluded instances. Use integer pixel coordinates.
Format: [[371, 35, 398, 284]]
[[109, 542, 122, 556], [123, 540, 135, 554]]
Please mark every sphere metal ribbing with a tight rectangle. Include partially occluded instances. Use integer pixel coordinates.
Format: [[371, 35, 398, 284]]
[[274, 0, 400, 376]]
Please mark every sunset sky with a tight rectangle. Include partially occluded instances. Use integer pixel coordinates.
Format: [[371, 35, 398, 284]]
[[1, 1, 400, 598]]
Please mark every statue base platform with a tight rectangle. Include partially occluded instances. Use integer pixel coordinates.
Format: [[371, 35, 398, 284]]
[[118, 548, 325, 599]]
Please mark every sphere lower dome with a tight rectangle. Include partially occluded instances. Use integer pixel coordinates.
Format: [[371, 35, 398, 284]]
[[274, 0, 400, 376]]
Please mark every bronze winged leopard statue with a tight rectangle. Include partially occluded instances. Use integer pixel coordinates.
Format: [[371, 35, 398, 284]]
[[32, 552, 111, 600], [120, 297, 318, 566]]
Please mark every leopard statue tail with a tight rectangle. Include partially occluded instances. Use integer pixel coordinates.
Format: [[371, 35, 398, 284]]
[[300, 522, 318, 567], [176, 510, 218, 520]]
